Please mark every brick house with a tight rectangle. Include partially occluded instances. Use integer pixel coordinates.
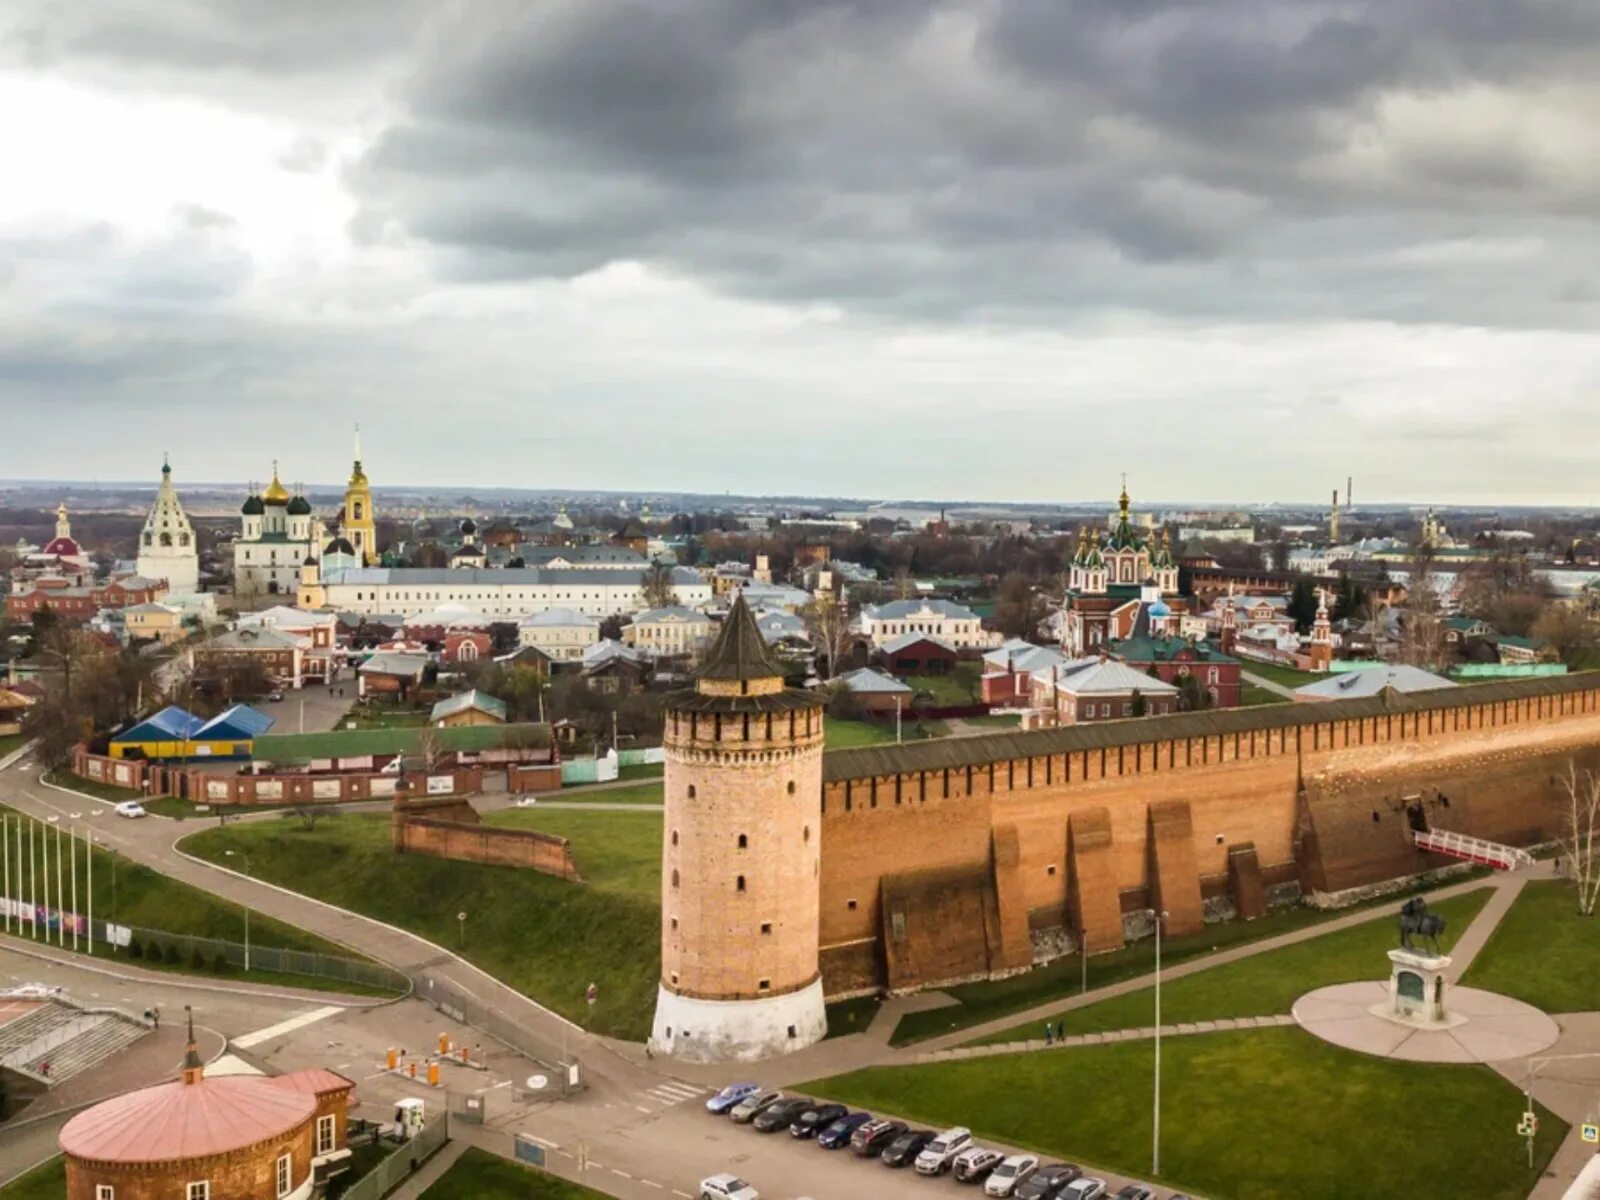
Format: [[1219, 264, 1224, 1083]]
[[59, 1024, 355, 1200], [876, 632, 960, 676], [1110, 635, 1242, 709], [190, 626, 309, 689], [5, 575, 168, 624], [1026, 657, 1180, 725], [981, 639, 1076, 706], [441, 630, 493, 665]]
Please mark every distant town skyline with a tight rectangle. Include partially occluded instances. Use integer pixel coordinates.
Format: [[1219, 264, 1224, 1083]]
[[5, 3, 1600, 502]]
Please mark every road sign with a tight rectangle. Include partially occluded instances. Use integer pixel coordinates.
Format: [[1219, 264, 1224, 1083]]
[[526, 1074, 548, 1090], [1517, 1112, 1538, 1138], [514, 1134, 546, 1166], [1582, 1124, 1599, 1144]]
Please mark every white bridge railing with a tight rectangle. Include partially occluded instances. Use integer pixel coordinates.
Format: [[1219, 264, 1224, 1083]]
[[1413, 828, 1536, 871]]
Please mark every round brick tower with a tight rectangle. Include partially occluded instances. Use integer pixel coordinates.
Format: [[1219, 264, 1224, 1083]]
[[651, 594, 827, 1062]]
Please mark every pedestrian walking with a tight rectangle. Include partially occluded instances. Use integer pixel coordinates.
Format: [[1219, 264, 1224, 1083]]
[[1554, 856, 1562, 877], [1044, 1022, 1054, 1045], [151, 1005, 161, 1030]]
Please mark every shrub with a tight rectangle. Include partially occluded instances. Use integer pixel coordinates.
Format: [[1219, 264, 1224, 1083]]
[[128, 940, 143, 960]]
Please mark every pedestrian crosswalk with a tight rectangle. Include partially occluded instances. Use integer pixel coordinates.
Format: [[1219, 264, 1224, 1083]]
[[637, 1079, 709, 1112]]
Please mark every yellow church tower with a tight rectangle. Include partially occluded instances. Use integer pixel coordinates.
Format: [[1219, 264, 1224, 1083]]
[[343, 425, 376, 566]]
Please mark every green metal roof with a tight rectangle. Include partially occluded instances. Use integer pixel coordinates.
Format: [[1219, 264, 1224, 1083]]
[[254, 722, 550, 762]]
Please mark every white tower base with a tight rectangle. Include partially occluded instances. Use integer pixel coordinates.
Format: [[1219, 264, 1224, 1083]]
[[650, 979, 826, 1063]]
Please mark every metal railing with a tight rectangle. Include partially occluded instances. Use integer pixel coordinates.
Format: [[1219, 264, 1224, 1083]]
[[1413, 828, 1536, 870], [8, 918, 412, 995], [338, 1114, 451, 1200], [410, 970, 582, 1097]]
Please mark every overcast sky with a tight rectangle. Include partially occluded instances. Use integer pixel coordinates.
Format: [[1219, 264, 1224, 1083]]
[[3, 1, 1599, 505]]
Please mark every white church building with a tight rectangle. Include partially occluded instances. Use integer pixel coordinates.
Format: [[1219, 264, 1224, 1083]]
[[135, 457, 200, 594]]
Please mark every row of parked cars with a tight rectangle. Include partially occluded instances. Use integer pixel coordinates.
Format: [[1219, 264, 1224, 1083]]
[[700, 1083, 1191, 1200]]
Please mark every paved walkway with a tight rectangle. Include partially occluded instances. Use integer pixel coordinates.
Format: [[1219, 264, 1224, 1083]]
[[915, 1014, 1299, 1063]]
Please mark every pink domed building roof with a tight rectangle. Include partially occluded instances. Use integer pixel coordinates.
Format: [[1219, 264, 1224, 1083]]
[[39, 535, 82, 558], [59, 1075, 315, 1163]]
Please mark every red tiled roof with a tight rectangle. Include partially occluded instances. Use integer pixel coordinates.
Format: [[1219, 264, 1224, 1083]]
[[59, 1076, 315, 1163], [267, 1068, 356, 1097]]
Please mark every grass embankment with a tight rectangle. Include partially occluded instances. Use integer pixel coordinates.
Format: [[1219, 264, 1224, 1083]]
[[807, 1028, 1565, 1200], [548, 781, 663, 806], [1240, 683, 1287, 707], [0, 1157, 64, 1199], [825, 719, 899, 749], [889, 880, 1490, 1046], [616, 762, 665, 781], [0, 804, 393, 996], [44, 768, 142, 803], [973, 888, 1491, 1044], [825, 995, 881, 1039], [184, 807, 662, 1038], [0, 733, 26, 761], [904, 665, 981, 707], [421, 1148, 613, 1200], [1463, 879, 1600, 1012], [1237, 662, 1322, 689]]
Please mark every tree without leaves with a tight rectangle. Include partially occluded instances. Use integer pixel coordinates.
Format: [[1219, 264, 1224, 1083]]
[[804, 594, 851, 680], [1532, 604, 1600, 669], [1557, 762, 1600, 917], [641, 562, 676, 609]]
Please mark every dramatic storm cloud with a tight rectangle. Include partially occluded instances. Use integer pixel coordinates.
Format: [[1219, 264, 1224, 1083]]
[[3, 0, 1599, 502]]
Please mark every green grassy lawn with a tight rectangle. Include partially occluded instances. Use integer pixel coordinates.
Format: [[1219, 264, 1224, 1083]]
[[889, 880, 1491, 1046], [421, 1148, 613, 1200], [973, 889, 1491, 1044], [616, 762, 665, 781], [806, 1027, 1565, 1200], [45, 768, 143, 803], [0, 733, 25, 761], [1463, 879, 1600, 1013], [905, 670, 979, 707], [0, 1157, 64, 1199], [1240, 682, 1288, 707], [338, 703, 432, 730], [825, 719, 900, 749], [1237, 661, 1321, 689], [0, 804, 386, 994], [183, 807, 662, 1038], [549, 781, 663, 805], [254, 722, 547, 763], [825, 995, 882, 1039]]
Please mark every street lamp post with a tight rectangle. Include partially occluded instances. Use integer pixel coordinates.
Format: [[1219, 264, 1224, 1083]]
[[1148, 908, 1168, 1177], [225, 850, 251, 971], [457, 910, 467, 948]]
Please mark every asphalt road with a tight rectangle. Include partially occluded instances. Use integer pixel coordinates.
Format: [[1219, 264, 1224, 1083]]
[[0, 751, 1178, 1200]]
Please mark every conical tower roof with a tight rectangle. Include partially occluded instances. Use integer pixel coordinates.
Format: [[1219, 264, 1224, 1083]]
[[695, 593, 783, 683]]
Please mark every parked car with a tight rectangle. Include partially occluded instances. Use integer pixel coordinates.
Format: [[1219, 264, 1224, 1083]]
[[1014, 1164, 1082, 1200], [881, 1129, 936, 1168], [953, 1147, 1004, 1184], [700, 1175, 758, 1200], [816, 1111, 873, 1149], [1111, 1187, 1155, 1200], [984, 1155, 1040, 1197], [791, 1102, 848, 1139], [1062, 1180, 1106, 1200], [706, 1083, 760, 1115], [852, 1118, 907, 1157], [728, 1090, 783, 1124], [113, 801, 146, 819], [915, 1126, 974, 1175], [753, 1098, 813, 1133]]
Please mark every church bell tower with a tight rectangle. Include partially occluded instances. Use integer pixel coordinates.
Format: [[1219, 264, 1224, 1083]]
[[343, 425, 376, 566]]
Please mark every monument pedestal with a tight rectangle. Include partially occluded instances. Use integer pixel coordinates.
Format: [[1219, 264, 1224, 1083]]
[[1372, 949, 1465, 1030]]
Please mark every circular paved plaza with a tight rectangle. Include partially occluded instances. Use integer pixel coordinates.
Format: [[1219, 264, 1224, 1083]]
[[1293, 982, 1560, 1063]]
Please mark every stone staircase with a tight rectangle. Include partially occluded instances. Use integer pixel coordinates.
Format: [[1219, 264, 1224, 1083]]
[[0, 998, 150, 1086], [18, 1016, 148, 1084]]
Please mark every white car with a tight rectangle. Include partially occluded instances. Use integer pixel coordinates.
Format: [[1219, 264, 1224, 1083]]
[[700, 1175, 759, 1200], [915, 1126, 973, 1175], [984, 1155, 1040, 1198], [1062, 1180, 1106, 1200], [113, 801, 146, 819]]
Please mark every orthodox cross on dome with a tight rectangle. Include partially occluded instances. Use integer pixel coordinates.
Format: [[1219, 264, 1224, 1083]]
[[162, 452, 171, 476]]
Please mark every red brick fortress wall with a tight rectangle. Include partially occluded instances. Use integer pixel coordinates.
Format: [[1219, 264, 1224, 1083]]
[[817, 674, 1600, 997], [389, 793, 580, 880]]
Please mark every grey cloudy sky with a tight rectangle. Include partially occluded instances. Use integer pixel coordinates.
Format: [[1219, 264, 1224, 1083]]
[[3, 0, 1599, 504]]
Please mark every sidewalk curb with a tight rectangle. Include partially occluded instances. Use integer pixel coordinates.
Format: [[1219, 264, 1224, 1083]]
[[0, 741, 37, 774], [167, 838, 585, 1037], [34, 770, 176, 822]]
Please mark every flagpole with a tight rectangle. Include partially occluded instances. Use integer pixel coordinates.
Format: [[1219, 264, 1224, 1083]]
[[87, 829, 94, 955], [28, 818, 36, 939], [55, 821, 64, 947], [69, 823, 79, 952], [2, 814, 9, 934]]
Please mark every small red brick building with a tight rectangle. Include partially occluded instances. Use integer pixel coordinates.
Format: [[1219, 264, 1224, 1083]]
[[1109, 636, 1243, 709], [59, 1021, 355, 1200], [877, 632, 959, 676], [5, 576, 167, 624]]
